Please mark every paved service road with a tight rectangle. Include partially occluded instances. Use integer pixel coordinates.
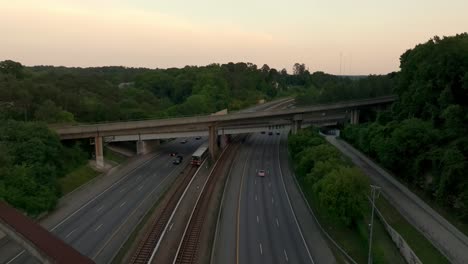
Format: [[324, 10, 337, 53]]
[[1, 138, 204, 264], [214, 131, 335, 264], [327, 136, 468, 264]]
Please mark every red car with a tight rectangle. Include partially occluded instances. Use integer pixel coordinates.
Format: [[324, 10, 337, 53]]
[[257, 170, 266, 177]]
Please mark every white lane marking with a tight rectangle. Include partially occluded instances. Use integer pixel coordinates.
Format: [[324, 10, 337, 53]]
[[66, 228, 77, 238], [96, 206, 104, 212], [168, 223, 174, 231], [95, 224, 103, 231], [257, 215, 259, 223], [95, 154, 191, 260], [284, 249, 289, 262], [277, 137, 315, 264], [269, 182, 271, 188], [276, 218, 280, 227], [254, 179, 256, 185], [120, 201, 126, 207], [119, 188, 126, 193], [138, 185, 143, 191], [255, 195, 257, 201], [6, 251, 24, 264], [272, 197, 274, 204], [6, 153, 162, 264], [259, 243, 263, 255]]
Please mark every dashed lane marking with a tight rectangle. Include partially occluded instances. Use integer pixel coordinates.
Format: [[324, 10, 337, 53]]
[[95, 224, 103, 231], [65, 228, 77, 238]]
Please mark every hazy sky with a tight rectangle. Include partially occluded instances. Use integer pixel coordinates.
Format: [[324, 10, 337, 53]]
[[1, 0, 467, 74]]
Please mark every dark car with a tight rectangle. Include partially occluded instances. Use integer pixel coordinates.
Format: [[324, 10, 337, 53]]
[[170, 152, 178, 157], [268, 131, 273, 135], [261, 131, 266, 134], [173, 155, 183, 164], [180, 139, 188, 144], [195, 136, 201, 140], [276, 132, 280, 135]]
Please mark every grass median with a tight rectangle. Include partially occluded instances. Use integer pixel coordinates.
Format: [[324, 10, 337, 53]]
[[59, 164, 100, 195]]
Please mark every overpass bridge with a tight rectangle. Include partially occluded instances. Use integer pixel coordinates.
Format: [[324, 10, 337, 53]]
[[53, 95, 396, 168]]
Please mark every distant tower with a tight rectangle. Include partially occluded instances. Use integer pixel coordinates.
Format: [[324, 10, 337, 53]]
[[339, 52, 343, 76]]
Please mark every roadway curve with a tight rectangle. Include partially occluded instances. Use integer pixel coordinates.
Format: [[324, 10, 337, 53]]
[[213, 132, 335, 264], [1, 139, 204, 264]]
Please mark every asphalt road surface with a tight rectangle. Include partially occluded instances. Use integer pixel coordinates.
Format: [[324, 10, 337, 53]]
[[1, 138, 204, 264], [214, 131, 335, 264]]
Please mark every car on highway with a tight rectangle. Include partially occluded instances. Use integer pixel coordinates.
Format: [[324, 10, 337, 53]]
[[268, 131, 273, 135], [276, 132, 280, 135], [180, 139, 188, 144], [170, 152, 178, 156], [257, 169, 266, 177], [173, 155, 183, 164], [195, 136, 201, 140], [261, 131, 266, 134]]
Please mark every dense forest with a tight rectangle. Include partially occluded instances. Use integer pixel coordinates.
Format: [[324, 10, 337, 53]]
[[342, 33, 468, 221], [0, 57, 393, 215], [0, 61, 395, 124]]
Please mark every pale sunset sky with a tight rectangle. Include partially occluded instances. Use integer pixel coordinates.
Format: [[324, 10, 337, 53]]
[[1, 0, 467, 74]]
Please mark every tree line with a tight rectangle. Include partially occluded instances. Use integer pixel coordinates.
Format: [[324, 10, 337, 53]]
[[289, 128, 369, 227], [342, 33, 468, 221], [0, 58, 395, 215]]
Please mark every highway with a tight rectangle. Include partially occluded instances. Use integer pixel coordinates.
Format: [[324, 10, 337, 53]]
[[213, 131, 335, 264], [1, 138, 204, 264]]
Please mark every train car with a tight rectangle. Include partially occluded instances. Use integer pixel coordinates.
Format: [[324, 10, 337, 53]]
[[191, 144, 208, 165]]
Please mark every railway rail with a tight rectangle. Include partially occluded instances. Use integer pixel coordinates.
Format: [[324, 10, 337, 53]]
[[129, 165, 198, 264], [174, 139, 241, 264]]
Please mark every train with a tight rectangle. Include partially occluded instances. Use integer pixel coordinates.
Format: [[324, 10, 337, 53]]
[[191, 144, 208, 165]]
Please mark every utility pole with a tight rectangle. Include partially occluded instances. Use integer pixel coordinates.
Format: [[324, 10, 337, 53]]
[[368, 185, 381, 264]]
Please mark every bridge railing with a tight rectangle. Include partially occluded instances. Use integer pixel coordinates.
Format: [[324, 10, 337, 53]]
[[50, 95, 396, 129]]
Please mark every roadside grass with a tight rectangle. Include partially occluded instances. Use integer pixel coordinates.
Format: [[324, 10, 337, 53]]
[[376, 196, 450, 264], [104, 147, 127, 164], [299, 180, 405, 264], [59, 165, 100, 195]]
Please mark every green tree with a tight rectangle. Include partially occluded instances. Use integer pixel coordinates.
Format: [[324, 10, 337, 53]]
[[314, 167, 370, 226]]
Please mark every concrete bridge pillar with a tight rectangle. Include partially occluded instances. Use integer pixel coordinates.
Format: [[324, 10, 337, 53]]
[[94, 136, 104, 169], [291, 119, 302, 135], [136, 140, 147, 155], [350, 109, 360, 125], [209, 125, 218, 159]]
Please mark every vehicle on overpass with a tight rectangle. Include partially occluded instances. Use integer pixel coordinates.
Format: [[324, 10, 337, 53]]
[[191, 144, 208, 165]]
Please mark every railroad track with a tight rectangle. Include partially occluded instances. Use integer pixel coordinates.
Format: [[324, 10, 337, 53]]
[[129, 165, 198, 264], [174, 141, 241, 264]]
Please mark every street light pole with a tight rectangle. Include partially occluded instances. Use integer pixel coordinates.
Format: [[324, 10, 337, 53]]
[[368, 185, 381, 264]]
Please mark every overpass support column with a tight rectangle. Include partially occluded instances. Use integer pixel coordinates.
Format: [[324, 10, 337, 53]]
[[209, 125, 218, 159], [94, 136, 104, 169], [350, 109, 360, 125], [292, 114, 303, 135], [292, 120, 302, 135], [136, 140, 147, 155]]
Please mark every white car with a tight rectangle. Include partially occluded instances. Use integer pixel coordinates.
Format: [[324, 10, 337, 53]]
[[257, 170, 266, 177]]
